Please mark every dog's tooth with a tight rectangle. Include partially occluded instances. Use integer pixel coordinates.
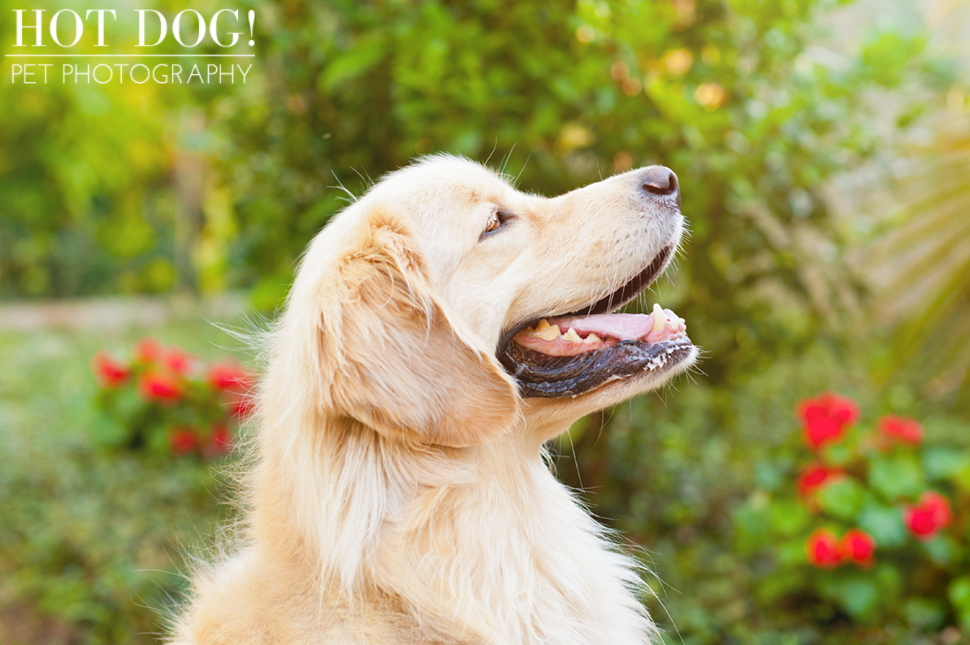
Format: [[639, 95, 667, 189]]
[[586, 333, 602, 343], [532, 319, 561, 341], [562, 328, 582, 343], [539, 326, 561, 341], [651, 303, 667, 332]]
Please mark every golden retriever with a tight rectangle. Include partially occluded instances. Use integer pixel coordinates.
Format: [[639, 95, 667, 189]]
[[171, 155, 697, 644]]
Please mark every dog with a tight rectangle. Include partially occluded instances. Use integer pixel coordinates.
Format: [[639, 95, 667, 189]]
[[171, 155, 697, 644]]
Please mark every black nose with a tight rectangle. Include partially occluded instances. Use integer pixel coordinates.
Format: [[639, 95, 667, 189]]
[[640, 166, 680, 204]]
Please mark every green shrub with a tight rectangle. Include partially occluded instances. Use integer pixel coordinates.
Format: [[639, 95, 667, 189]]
[[733, 393, 970, 632], [91, 337, 252, 458]]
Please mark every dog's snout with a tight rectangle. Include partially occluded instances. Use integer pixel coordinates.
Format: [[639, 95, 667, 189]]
[[639, 166, 680, 205], [640, 167, 678, 196]]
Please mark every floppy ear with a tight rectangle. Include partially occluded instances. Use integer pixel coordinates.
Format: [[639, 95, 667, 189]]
[[316, 208, 520, 448]]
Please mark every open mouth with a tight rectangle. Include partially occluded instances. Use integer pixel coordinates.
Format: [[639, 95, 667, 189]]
[[497, 245, 694, 398]]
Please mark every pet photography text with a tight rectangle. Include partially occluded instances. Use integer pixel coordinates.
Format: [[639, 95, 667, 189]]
[[6, 7, 256, 85]]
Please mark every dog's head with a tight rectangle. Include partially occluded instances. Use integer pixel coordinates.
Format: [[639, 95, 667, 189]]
[[281, 155, 697, 447]]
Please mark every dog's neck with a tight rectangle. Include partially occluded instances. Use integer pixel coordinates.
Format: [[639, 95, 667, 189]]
[[248, 412, 655, 643]]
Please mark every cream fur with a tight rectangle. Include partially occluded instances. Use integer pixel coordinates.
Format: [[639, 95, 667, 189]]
[[170, 155, 697, 645]]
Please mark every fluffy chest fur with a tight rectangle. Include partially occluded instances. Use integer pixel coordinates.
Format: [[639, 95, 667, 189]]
[[385, 473, 657, 644], [268, 426, 657, 644]]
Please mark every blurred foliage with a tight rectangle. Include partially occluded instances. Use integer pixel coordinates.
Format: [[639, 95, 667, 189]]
[[0, 2, 170, 297]]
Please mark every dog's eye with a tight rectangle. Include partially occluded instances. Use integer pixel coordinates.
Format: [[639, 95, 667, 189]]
[[481, 211, 511, 239], [485, 213, 502, 233]]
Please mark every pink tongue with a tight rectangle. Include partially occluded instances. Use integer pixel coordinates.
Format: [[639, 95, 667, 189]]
[[511, 309, 687, 357], [549, 312, 676, 341]]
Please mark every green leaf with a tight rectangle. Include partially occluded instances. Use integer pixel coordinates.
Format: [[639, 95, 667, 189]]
[[824, 441, 855, 467], [823, 573, 881, 620], [451, 129, 483, 156], [776, 537, 808, 566], [948, 576, 970, 630], [903, 597, 945, 630], [922, 534, 957, 568], [756, 569, 807, 604], [147, 425, 172, 456], [869, 453, 925, 500], [321, 35, 386, 91], [89, 411, 128, 448], [817, 478, 866, 521], [949, 577, 970, 628], [857, 503, 908, 548], [873, 563, 903, 603], [112, 386, 145, 424], [957, 464, 970, 495], [923, 446, 970, 480], [732, 495, 770, 551], [768, 499, 811, 537], [859, 31, 926, 88], [755, 462, 784, 491]]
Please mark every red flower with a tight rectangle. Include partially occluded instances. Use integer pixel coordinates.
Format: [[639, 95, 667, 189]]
[[231, 394, 255, 418], [797, 392, 860, 449], [840, 529, 876, 567], [924, 492, 953, 528], [134, 337, 163, 363], [163, 347, 197, 376], [905, 491, 952, 541], [878, 415, 923, 446], [169, 427, 198, 455], [138, 372, 181, 404], [797, 463, 844, 498], [905, 506, 938, 539], [209, 423, 233, 455], [91, 350, 130, 388], [207, 363, 253, 392], [806, 528, 842, 568]]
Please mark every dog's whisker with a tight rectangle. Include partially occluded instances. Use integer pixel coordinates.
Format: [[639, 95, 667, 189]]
[[483, 139, 500, 167], [500, 143, 516, 179], [513, 153, 531, 188], [348, 165, 373, 192], [329, 170, 359, 204]]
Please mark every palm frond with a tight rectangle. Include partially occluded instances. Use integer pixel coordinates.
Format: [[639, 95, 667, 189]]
[[867, 111, 970, 392]]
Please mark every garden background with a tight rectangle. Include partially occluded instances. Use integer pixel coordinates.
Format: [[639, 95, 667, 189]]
[[2, 0, 969, 642]]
